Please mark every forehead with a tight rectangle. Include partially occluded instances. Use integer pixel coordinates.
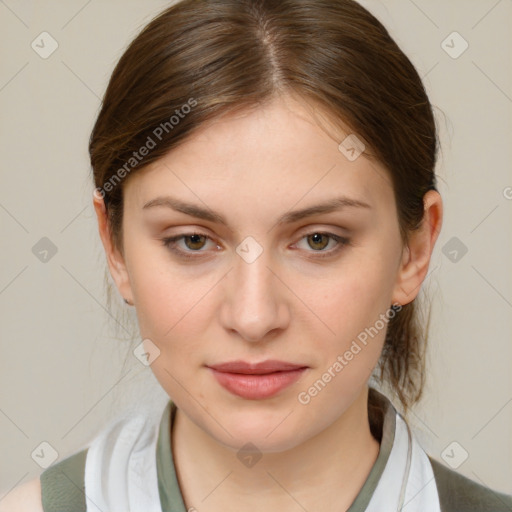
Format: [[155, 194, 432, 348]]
[[123, 95, 395, 222]]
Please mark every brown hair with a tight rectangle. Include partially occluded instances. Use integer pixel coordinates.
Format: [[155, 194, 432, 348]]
[[89, 0, 439, 413]]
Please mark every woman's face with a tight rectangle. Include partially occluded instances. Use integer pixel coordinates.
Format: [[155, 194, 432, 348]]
[[112, 94, 410, 452]]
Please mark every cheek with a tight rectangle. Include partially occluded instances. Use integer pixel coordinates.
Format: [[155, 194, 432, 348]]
[[125, 236, 200, 333], [294, 272, 392, 411], [134, 272, 208, 344], [293, 249, 398, 387], [301, 252, 397, 335]]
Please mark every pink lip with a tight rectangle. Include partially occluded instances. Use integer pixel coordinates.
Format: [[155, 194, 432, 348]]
[[207, 360, 308, 399], [208, 359, 306, 374]]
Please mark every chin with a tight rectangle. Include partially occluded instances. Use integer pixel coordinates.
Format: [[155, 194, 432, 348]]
[[219, 430, 305, 455], [206, 411, 308, 454]]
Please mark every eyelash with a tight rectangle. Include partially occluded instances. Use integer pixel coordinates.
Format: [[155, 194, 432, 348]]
[[161, 231, 350, 260]]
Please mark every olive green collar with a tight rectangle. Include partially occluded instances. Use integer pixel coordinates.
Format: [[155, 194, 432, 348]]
[[156, 387, 395, 511]]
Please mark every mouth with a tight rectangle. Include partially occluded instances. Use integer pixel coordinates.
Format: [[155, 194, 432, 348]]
[[206, 360, 308, 399]]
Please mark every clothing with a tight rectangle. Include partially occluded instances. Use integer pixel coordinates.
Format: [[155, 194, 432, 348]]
[[40, 388, 512, 511]]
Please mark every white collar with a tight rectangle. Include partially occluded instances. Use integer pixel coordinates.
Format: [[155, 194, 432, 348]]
[[83, 390, 441, 512]]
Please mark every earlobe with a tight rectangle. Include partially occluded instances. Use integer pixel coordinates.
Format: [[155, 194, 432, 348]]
[[392, 190, 443, 305], [92, 191, 134, 304]]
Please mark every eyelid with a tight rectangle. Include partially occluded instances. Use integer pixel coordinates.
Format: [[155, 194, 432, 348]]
[[290, 232, 350, 259], [161, 228, 350, 260], [161, 232, 220, 258]]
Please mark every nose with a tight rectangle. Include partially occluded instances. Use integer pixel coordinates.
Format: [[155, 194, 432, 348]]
[[220, 249, 290, 342]]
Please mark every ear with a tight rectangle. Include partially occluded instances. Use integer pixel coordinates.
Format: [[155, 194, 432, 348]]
[[392, 190, 443, 306], [92, 190, 134, 304]]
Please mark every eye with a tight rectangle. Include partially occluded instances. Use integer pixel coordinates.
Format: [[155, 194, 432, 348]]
[[294, 232, 350, 259], [161, 231, 350, 261], [162, 232, 218, 259]]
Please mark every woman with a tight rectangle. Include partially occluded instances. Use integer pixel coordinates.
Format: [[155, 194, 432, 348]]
[[4, 0, 511, 510]]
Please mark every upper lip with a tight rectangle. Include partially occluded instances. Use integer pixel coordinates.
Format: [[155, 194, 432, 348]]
[[207, 360, 307, 375]]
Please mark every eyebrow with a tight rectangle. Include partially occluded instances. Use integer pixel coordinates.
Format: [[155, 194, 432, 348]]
[[142, 195, 371, 226]]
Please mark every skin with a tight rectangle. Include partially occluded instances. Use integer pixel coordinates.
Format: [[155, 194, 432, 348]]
[[0, 478, 42, 512], [87, 93, 442, 512], [0, 93, 442, 512]]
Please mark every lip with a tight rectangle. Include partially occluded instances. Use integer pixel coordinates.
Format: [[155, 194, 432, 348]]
[[207, 359, 307, 374], [207, 360, 308, 399]]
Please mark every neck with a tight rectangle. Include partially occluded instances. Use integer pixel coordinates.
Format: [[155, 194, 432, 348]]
[[172, 386, 381, 512]]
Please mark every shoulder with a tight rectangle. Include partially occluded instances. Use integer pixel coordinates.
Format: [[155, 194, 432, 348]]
[[0, 476, 43, 512], [0, 448, 89, 512], [39, 448, 88, 512], [0, 408, 161, 512], [429, 456, 512, 511]]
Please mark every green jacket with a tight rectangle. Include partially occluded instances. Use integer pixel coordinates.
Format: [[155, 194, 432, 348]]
[[40, 396, 512, 511]]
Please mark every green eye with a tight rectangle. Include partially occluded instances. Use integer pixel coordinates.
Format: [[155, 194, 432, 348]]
[[306, 233, 331, 250], [162, 231, 350, 261], [295, 232, 350, 259], [162, 232, 215, 259], [180, 234, 208, 251]]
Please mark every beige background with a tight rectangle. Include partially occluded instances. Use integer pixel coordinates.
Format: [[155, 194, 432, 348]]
[[1, 0, 511, 498]]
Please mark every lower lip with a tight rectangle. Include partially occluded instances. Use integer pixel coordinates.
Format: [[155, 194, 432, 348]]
[[208, 367, 307, 399]]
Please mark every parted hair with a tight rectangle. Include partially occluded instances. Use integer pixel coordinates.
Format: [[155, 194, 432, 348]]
[[89, 0, 439, 413]]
